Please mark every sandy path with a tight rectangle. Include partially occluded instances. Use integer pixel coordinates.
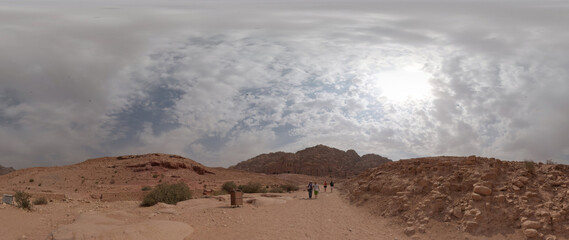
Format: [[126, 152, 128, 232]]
[[172, 188, 407, 240]]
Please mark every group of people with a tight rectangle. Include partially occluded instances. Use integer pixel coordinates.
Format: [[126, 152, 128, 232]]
[[306, 180, 334, 199]]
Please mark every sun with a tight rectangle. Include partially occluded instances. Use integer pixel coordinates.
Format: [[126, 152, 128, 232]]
[[371, 64, 433, 102]]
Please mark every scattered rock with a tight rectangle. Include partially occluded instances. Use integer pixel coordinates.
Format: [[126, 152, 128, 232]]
[[523, 228, 539, 238], [346, 156, 569, 238], [404, 226, 415, 236]]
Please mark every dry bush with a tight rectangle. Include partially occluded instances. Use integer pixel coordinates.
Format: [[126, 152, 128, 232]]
[[15, 190, 32, 210], [280, 183, 299, 192]]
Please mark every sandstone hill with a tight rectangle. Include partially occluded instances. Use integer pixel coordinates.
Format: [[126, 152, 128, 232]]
[[346, 156, 568, 239], [0, 164, 15, 175], [0, 153, 306, 202], [230, 144, 391, 177]]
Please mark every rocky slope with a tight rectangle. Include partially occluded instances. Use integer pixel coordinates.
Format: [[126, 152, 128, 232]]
[[346, 156, 569, 239], [230, 145, 391, 177], [0, 164, 15, 175]]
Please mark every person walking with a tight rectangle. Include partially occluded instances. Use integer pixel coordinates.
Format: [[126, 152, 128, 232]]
[[330, 180, 334, 192], [307, 181, 313, 199], [314, 182, 320, 199], [324, 181, 328, 192]]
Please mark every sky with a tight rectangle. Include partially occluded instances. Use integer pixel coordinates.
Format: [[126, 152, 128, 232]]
[[1, 0, 569, 169]]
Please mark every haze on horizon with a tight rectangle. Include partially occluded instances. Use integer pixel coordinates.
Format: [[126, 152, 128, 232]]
[[1, 0, 569, 169]]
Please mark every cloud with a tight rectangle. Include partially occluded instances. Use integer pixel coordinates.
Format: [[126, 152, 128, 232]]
[[1, 0, 569, 168]]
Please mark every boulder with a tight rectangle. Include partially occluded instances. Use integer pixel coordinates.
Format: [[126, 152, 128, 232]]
[[523, 228, 539, 238], [473, 186, 492, 196], [471, 193, 482, 201], [404, 226, 415, 236], [522, 220, 542, 229]]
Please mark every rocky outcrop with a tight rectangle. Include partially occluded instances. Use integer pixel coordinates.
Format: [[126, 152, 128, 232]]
[[346, 156, 569, 239], [0, 164, 15, 175], [230, 145, 391, 177]]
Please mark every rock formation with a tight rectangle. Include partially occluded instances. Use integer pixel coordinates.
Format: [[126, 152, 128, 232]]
[[230, 145, 392, 177], [346, 156, 569, 239], [0, 164, 15, 175]]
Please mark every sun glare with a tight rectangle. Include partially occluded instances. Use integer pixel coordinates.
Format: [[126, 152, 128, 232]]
[[372, 65, 433, 102]]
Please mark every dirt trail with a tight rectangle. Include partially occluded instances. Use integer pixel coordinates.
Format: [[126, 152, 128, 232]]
[[180, 188, 406, 240], [2, 186, 518, 240]]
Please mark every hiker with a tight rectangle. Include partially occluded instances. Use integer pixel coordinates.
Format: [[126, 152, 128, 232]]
[[324, 181, 328, 192], [307, 181, 313, 199], [314, 182, 320, 199], [330, 180, 334, 192]]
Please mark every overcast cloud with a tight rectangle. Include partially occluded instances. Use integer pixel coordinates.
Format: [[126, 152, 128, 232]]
[[1, 0, 568, 169]]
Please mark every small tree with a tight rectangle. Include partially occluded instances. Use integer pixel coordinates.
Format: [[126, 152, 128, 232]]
[[15, 190, 32, 210], [221, 181, 238, 193]]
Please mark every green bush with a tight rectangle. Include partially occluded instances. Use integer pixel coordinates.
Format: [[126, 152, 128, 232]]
[[29, 179, 34, 183], [141, 186, 152, 191], [221, 181, 238, 193], [33, 197, 48, 205], [140, 182, 192, 207], [15, 191, 32, 210], [238, 182, 267, 193]]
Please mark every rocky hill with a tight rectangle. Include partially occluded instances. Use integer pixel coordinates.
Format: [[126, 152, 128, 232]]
[[230, 145, 392, 177], [0, 153, 303, 202], [0, 164, 15, 175], [346, 156, 569, 239]]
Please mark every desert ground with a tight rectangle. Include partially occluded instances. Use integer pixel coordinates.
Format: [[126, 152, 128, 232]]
[[1, 183, 525, 240]]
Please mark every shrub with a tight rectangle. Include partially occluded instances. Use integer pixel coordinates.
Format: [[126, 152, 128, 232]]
[[110, 179, 115, 184], [153, 174, 158, 178], [29, 179, 34, 183], [33, 197, 48, 205], [269, 187, 285, 193], [141, 186, 152, 191], [15, 190, 32, 210], [238, 182, 266, 193], [280, 183, 299, 192], [140, 182, 192, 207], [221, 181, 238, 193], [524, 160, 536, 175]]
